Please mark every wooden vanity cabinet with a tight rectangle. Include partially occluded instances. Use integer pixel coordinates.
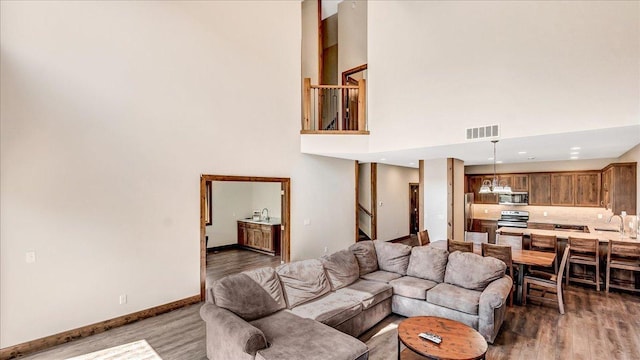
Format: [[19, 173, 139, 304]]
[[237, 221, 281, 255]]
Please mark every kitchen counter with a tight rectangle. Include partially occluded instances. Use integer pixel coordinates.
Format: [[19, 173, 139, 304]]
[[238, 218, 281, 225], [497, 224, 639, 243]]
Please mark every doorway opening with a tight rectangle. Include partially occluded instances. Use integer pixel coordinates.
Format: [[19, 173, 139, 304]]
[[199, 175, 291, 301]]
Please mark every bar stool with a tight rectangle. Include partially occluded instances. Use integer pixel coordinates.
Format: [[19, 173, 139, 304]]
[[417, 229, 430, 246], [447, 239, 474, 253], [530, 234, 559, 274], [606, 240, 640, 294], [464, 231, 489, 245], [482, 243, 514, 306], [497, 233, 523, 250], [566, 237, 600, 291]]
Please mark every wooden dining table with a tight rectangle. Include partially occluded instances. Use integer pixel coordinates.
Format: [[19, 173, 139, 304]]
[[429, 240, 556, 305]]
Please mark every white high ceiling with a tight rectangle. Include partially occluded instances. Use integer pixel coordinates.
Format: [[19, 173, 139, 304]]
[[311, 125, 640, 168]]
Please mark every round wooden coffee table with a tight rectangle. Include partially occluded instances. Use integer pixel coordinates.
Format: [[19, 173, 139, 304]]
[[397, 316, 487, 360]]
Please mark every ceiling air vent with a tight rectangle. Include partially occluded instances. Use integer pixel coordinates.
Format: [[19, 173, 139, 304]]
[[465, 124, 500, 141]]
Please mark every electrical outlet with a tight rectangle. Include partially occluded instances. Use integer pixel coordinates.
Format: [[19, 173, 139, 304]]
[[119, 294, 127, 305], [597, 214, 603, 219], [25, 251, 36, 264], [484, 209, 489, 214], [543, 212, 548, 217], [304, 219, 310, 226], [324, 247, 328, 253]]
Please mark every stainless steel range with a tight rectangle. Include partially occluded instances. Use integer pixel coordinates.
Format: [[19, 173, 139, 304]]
[[497, 210, 529, 228]]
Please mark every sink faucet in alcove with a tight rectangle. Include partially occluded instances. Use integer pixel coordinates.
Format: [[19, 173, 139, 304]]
[[261, 208, 269, 221]]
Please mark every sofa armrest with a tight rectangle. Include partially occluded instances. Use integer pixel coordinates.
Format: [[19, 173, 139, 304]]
[[479, 275, 512, 309], [200, 303, 268, 360], [478, 275, 512, 344]]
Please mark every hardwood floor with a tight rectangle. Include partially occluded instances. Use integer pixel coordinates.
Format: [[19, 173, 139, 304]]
[[18, 248, 640, 360]]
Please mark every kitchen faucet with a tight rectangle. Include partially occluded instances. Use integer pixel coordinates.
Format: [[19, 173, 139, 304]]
[[261, 208, 269, 221], [607, 214, 624, 234]]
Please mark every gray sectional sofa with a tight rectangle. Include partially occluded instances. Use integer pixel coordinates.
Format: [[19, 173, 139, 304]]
[[200, 240, 512, 360]]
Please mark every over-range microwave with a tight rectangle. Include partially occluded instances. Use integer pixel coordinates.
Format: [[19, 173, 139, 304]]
[[498, 192, 528, 205]]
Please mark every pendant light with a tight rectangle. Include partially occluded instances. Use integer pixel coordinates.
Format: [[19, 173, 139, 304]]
[[478, 140, 512, 194]]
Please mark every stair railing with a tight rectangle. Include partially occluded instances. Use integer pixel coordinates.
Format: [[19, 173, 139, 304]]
[[302, 78, 367, 133]]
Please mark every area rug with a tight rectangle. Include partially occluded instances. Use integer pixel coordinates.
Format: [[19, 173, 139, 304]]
[[65, 340, 162, 360], [366, 320, 405, 360]]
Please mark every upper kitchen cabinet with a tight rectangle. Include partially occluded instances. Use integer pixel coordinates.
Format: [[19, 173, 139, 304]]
[[574, 172, 601, 207], [529, 173, 551, 205], [467, 175, 498, 204], [512, 174, 529, 192], [551, 173, 575, 206], [602, 163, 637, 215]]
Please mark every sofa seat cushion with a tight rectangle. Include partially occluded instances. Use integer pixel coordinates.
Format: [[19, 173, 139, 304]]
[[360, 270, 402, 283], [251, 311, 369, 360], [349, 240, 379, 276], [336, 279, 393, 310], [321, 249, 360, 290], [288, 292, 362, 328], [426, 283, 482, 315], [277, 259, 331, 308], [388, 276, 438, 300], [444, 251, 507, 291], [212, 267, 286, 321], [406, 246, 449, 283], [374, 240, 412, 275]]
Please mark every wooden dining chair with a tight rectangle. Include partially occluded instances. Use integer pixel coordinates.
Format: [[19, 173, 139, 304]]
[[464, 231, 489, 244], [482, 243, 514, 306], [530, 234, 559, 274], [566, 237, 600, 291], [496, 233, 523, 250], [523, 244, 571, 314], [447, 239, 474, 253], [417, 229, 430, 246], [606, 240, 640, 294]]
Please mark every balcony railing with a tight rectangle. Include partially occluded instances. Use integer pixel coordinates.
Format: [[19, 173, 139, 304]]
[[302, 78, 368, 134]]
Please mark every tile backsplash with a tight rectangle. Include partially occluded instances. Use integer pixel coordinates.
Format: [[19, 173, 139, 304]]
[[473, 204, 615, 226]]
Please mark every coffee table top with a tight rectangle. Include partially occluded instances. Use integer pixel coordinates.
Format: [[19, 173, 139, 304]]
[[398, 316, 488, 360]]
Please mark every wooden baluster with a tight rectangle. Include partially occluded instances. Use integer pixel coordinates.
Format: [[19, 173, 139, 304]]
[[303, 78, 311, 130], [358, 79, 366, 131]]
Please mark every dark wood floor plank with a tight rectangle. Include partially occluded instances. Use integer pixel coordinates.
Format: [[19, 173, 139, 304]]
[[17, 248, 640, 360]]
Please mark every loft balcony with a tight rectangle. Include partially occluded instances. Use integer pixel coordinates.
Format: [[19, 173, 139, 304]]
[[301, 78, 369, 135]]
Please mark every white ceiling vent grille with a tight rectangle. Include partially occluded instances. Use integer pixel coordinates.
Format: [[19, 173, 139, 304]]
[[466, 125, 500, 141]]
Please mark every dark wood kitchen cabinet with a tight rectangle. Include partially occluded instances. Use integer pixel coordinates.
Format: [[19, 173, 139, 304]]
[[574, 172, 601, 207], [529, 173, 551, 205], [512, 174, 529, 192], [551, 173, 575, 206], [467, 175, 498, 204], [602, 163, 637, 215], [472, 219, 498, 244]]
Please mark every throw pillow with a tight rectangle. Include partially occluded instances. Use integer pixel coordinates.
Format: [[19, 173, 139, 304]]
[[406, 246, 449, 283], [321, 249, 360, 290], [444, 251, 506, 291], [349, 240, 379, 276], [277, 259, 330, 308]]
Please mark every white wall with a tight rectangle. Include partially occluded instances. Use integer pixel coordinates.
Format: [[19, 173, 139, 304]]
[[302, 0, 319, 84], [338, 0, 367, 75], [368, 1, 640, 152], [0, 1, 356, 348], [422, 159, 449, 241], [250, 182, 282, 220], [376, 164, 419, 241]]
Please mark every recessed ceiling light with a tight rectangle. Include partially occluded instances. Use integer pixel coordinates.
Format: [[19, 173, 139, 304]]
[[409, 162, 415, 165], [527, 157, 536, 160], [488, 157, 494, 161], [570, 151, 579, 155], [570, 147, 581, 151], [496, 160, 503, 164], [380, 158, 386, 161], [570, 156, 579, 160], [518, 151, 527, 155]]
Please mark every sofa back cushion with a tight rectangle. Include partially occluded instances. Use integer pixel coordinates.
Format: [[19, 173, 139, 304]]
[[212, 267, 286, 321], [349, 240, 379, 276], [321, 249, 360, 290], [444, 251, 507, 291], [374, 240, 412, 275], [277, 259, 331, 308], [406, 246, 449, 283]]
